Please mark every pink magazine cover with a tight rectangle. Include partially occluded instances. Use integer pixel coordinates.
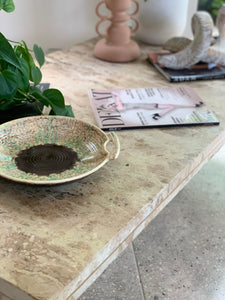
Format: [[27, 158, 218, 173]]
[[88, 86, 219, 130]]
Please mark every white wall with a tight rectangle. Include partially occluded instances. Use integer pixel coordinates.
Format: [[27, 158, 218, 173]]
[[0, 0, 99, 52], [0, 0, 198, 52]]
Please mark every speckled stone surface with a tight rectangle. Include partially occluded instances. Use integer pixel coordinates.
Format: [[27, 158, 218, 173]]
[[0, 38, 225, 300]]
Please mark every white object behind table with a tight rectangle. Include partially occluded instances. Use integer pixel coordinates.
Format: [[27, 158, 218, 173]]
[[136, 0, 198, 45]]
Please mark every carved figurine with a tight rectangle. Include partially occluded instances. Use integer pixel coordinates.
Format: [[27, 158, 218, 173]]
[[157, 5, 225, 70]]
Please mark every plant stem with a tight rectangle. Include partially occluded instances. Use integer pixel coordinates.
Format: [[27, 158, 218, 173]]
[[17, 89, 43, 114], [7, 39, 21, 44], [17, 89, 36, 101], [34, 100, 43, 115]]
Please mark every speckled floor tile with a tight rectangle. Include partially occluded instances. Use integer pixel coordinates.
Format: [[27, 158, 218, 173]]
[[133, 146, 225, 300], [79, 244, 144, 300]]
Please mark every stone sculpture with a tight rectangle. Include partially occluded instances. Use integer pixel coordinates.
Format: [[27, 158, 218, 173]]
[[157, 5, 225, 70]]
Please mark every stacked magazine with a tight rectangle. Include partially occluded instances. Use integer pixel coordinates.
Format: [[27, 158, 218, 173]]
[[88, 86, 219, 130], [147, 52, 225, 82]]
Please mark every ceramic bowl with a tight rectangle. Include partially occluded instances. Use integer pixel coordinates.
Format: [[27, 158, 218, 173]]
[[0, 116, 120, 185]]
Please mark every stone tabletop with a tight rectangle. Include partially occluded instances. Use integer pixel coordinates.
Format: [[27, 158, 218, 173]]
[[0, 38, 225, 300]]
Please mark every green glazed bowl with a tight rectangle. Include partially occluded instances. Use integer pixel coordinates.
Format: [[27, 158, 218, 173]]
[[0, 116, 120, 185]]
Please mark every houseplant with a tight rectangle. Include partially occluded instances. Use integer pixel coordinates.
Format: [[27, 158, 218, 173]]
[[0, 0, 74, 119], [198, 0, 225, 19]]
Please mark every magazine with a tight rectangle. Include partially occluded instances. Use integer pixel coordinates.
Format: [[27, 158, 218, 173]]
[[88, 86, 219, 130], [147, 53, 225, 82]]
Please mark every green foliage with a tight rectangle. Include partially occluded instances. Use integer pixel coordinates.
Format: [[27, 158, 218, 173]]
[[0, 0, 15, 13], [210, 0, 225, 19], [198, 0, 225, 19], [0, 0, 74, 117]]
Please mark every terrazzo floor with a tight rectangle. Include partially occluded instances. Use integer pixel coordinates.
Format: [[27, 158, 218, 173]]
[[79, 144, 225, 300]]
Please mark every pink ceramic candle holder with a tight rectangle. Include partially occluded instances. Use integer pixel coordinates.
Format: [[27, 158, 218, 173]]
[[94, 0, 140, 62]]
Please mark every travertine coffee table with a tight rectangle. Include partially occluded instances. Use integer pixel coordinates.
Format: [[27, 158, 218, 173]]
[[0, 38, 225, 300]]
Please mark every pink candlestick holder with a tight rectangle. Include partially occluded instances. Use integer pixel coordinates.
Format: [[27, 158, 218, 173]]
[[94, 0, 140, 62]]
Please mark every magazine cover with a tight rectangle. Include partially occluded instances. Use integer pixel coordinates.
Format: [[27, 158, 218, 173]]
[[88, 86, 219, 130], [148, 53, 225, 82]]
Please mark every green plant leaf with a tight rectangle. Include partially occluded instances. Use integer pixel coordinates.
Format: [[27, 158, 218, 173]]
[[28, 86, 56, 113], [28, 86, 74, 117], [0, 58, 8, 71], [14, 44, 37, 82], [20, 41, 35, 68], [17, 41, 43, 84], [49, 105, 74, 117], [33, 44, 45, 67], [0, 0, 15, 12], [8, 57, 30, 91], [42, 89, 66, 115], [0, 69, 17, 100], [31, 66, 42, 85], [20, 41, 35, 66], [0, 33, 21, 70], [17, 57, 30, 90], [49, 106, 67, 116], [65, 105, 74, 117], [0, 98, 16, 110], [14, 45, 26, 58], [43, 89, 65, 108], [28, 85, 48, 105], [18, 57, 30, 80]]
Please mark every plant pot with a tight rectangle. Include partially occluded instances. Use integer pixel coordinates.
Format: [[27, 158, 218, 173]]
[[0, 102, 44, 125], [136, 0, 198, 45], [0, 84, 50, 124]]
